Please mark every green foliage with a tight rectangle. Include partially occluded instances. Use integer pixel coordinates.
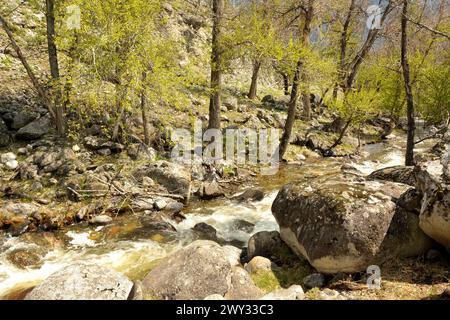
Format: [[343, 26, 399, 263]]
[[325, 86, 382, 125], [228, 0, 284, 64], [414, 55, 450, 124], [51, 0, 192, 136]]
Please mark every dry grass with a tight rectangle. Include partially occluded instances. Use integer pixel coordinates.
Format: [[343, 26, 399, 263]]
[[329, 257, 450, 300]]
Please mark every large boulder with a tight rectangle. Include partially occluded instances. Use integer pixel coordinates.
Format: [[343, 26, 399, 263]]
[[415, 164, 450, 250], [367, 166, 415, 186], [142, 240, 260, 300], [272, 174, 431, 273], [133, 161, 191, 203], [25, 264, 134, 300], [16, 115, 51, 140], [142, 241, 231, 300]]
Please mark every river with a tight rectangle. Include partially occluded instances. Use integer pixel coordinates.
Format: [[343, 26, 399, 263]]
[[0, 129, 440, 299]]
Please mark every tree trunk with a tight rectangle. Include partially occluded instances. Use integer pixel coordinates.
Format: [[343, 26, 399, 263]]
[[112, 107, 125, 142], [328, 116, 353, 151], [141, 72, 150, 145], [248, 60, 261, 100], [278, 0, 314, 159], [338, 0, 356, 91], [46, 0, 64, 136], [302, 90, 311, 120], [278, 61, 302, 158], [282, 72, 290, 95], [208, 0, 224, 130], [344, 0, 393, 91], [0, 13, 55, 120], [401, 0, 415, 166]]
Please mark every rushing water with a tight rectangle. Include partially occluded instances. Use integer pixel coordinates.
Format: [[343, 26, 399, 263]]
[[0, 131, 440, 299]]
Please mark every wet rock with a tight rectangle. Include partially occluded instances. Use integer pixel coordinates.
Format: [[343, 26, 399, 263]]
[[260, 285, 304, 300], [164, 201, 184, 214], [7, 248, 43, 269], [90, 215, 113, 225], [197, 180, 224, 199], [244, 256, 275, 274], [341, 164, 363, 176], [142, 241, 232, 300], [133, 161, 191, 203], [16, 115, 51, 140], [272, 175, 427, 273], [367, 166, 415, 186], [2, 202, 39, 217], [303, 273, 325, 289], [231, 219, 255, 233], [234, 189, 265, 203], [8, 221, 31, 236], [225, 267, 264, 300], [139, 217, 177, 235], [247, 231, 290, 263], [193, 223, 219, 241], [20, 232, 63, 250], [25, 264, 134, 300]]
